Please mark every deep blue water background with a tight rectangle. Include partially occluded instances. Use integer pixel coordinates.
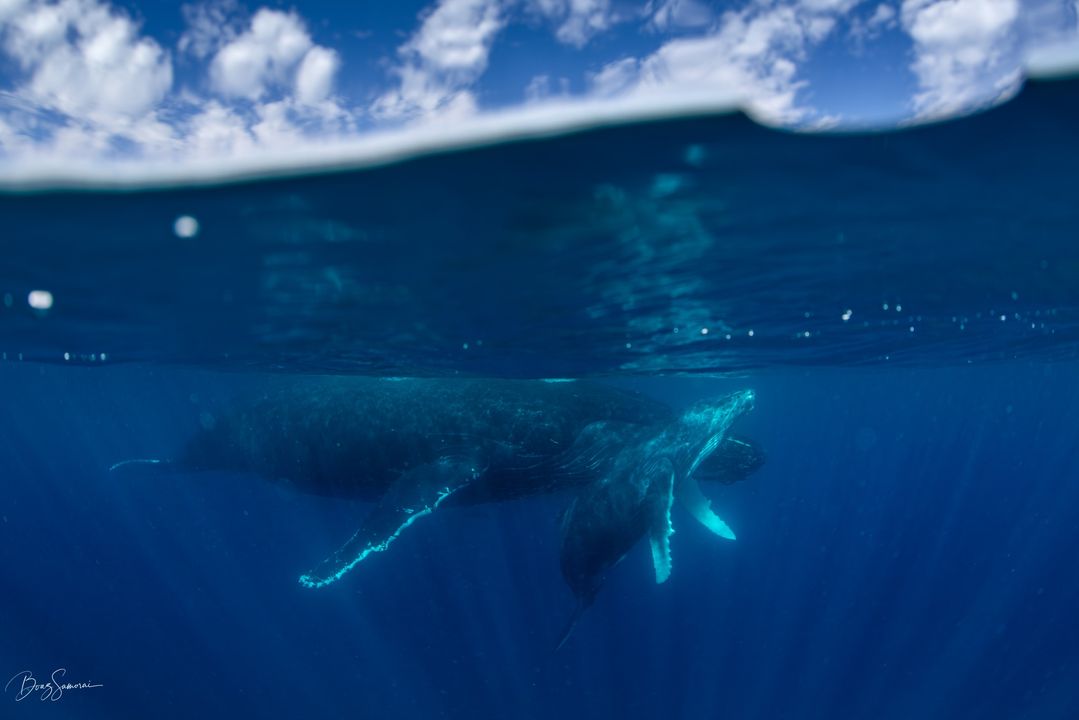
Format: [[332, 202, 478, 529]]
[[2, 76, 1079, 718], [2, 363, 1078, 719]]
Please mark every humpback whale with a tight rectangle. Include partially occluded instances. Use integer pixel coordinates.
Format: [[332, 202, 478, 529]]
[[556, 388, 755, 646], [123, 377, 758, 635]]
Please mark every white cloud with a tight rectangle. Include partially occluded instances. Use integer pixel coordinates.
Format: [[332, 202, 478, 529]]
[[190, 6, 349, 153], [295, 46, 340, 105], [250, 99, 305, 147], [374, 0, 622, 119], [182, 100, 257, 157], [1, 0, 1069, 171], [901, 0, 1021, 119], [647, 0, 714, 31], [0, 0, 172, 123], [529, 0, 614, 47], [0, 100, 35, 156], [588, 1, 853, 125], [868, 3, 897, 26], [589, 57, 640, 97], [0, 1, 354, 162], [208, 8, 339, 105], [525, 74, 551, 101], [372, 0, 505, 121], [161, 94, 354, 161], [849, 3, 898, 45], [410, 0, 504, 72], [178, 0, 242, 60], [523, 73, 572, 101], [0, 0, 29, 25]]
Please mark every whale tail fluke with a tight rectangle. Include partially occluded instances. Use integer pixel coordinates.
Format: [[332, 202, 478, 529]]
[[555, 600, 590, 651]]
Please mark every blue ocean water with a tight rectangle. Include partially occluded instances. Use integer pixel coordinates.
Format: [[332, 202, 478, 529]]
[[1, 77, 1078, 719]]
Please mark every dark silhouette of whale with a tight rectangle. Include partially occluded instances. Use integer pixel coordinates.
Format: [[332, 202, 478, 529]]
[[117, 377, 758, 638]]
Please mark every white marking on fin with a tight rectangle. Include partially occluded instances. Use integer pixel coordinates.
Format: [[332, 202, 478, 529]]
[[649, 464, 676, 584], [679, 475, 736, 540], [299, 485, 459, 589], [650, 532, 672, 584], [109, 458, 163, 472]]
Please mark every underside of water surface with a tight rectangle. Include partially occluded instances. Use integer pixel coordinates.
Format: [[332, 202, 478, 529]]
[[2, 76, 1077, 376]]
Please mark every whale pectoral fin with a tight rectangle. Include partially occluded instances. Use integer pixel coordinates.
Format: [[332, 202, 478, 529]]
[[648, 461, 677, 584], [678, 474, 736, 540], [299, 457, 481, 589]]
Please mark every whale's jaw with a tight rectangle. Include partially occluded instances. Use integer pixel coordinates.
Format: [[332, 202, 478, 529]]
[[671, 388, 757, 478]]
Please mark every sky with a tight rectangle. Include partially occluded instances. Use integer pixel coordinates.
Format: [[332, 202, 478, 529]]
[[0, 0, 1077, 166]]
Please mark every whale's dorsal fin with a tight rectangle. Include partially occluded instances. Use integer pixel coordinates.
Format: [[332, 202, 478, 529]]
[[678, 474, 737, 541], [299, 457, 481, 589]]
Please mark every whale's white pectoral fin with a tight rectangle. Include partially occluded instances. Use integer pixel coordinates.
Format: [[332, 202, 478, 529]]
[[678, 474, 736, 541], [649, 462, 677, 584], [299, 457, 481, 589], [649, 530, 673, 584]]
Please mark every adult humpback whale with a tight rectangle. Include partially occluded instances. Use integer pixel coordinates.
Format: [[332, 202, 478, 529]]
[[126, 377, 759, 629]]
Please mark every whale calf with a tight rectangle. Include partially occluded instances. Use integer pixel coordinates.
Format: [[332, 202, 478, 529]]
[[123, 377, 759, 635], [556, 388, 756, 646]]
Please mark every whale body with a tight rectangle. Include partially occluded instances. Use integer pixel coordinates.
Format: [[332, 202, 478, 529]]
[[134, 376, 759, 638]]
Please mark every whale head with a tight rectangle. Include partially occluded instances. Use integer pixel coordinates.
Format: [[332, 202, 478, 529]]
[[660, 388, 756, 479]]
